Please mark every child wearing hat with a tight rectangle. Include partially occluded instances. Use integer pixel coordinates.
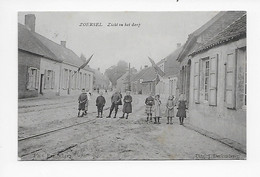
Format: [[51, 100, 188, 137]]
[[78, 88, 88, 117], [96, 91, 106, 118], [145, 93, 155, 122]]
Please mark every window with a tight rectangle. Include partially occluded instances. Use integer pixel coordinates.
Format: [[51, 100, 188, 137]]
[[63, 69, 69, 89], [44, 70, 55, 89], [27, 67, 39, 90], [209, 54, 218, 106], [204, 59, 210, 101], [244, 53, 247, 106], [84, 73, 87, 89], [73, 71, 77, 89], [79, 72, 82, 89], [88, 74, 91, 89], [69, 70, 72, 88], [194, 61, 200, 103], [202, 57, 209, 101]]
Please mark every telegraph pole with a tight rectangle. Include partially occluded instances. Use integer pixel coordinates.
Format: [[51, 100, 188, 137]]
[[128, 63, 131, 91]]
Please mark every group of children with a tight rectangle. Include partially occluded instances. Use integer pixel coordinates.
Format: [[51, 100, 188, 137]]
[[78, 89, 132, 119], [145, 93, 187, 125], [78, 88, 187, 125]]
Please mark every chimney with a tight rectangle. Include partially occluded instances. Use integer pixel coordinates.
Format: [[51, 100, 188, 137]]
[[61, 41, 66, 48], [177, 43, 181, 48], [98, 68, 100, 71], [25, 14, 36, 32]]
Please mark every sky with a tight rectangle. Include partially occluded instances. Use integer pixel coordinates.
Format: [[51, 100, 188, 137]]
[[18, 11, 218, 73]]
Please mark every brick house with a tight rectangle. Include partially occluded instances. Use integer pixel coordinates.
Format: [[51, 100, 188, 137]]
[[32, 32, 94, 96], [18, 14, 94, 98], [18, 20, 62, 98], [177, 12, 246, 147]]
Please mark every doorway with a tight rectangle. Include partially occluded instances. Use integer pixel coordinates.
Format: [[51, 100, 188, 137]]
[[186, 60, 191, 106], [40, 74, 44, 95]]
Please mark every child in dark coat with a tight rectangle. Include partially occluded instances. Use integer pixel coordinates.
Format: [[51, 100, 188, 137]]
[[96, 92, 106, 118], [176, 94, 188, 125], [120, 91, 132, 119], [78, 89, 88, 117]]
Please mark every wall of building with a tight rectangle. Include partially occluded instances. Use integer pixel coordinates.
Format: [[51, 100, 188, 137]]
[[188, 38, 246, 146], [39, 58, 61, 96], [18, 50, 41, 99], [141, 82, 155, 95], [155, 76, 178, 101], [59, 63, 93, 96]]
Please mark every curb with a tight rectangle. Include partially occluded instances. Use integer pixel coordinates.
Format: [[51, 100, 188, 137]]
[[183, 123, 246, 155]]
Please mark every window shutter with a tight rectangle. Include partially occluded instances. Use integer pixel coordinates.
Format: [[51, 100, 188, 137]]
[[225, 50, 237, 109], [51, 71, 55, 89], [44, 70, 47, 89], [75, 71, 79, 89], [62, 69, 65, 89], [209, 54, 218, 106], [27, 67, 32, 90], [194, 60, 200, 103], [35, 69, 40, 89]]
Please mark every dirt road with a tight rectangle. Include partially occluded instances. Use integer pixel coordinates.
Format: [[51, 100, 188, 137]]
[[18, 93, 245, 160]]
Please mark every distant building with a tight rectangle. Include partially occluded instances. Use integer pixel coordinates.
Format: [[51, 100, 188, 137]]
[[18, 14, 94, 98], [116, 68, 137, 92], [93, 68, 110, 90], [177, 11, 246, 147], [131, 65, 157, 95], [155, 43, 182, 100]]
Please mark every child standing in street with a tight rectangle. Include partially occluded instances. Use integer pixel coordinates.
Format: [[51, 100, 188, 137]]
[[83, 89, 91, 116], [96, 91, 106, 118], [78, 89, 88, 117], [166, 95, 175, 124], [176, 94, 188, 125], [154, 94, 162, 124], [120, 91, 132, 119], [145, 93, 155, 122]]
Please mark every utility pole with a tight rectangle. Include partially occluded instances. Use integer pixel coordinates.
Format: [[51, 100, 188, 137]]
[[128, 63, 131, 91]]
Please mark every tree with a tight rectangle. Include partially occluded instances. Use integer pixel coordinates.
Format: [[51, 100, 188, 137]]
[[105, 60, 128, 86]]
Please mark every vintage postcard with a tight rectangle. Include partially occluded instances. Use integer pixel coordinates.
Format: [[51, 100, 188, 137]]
[[18, 11, 246, 160]]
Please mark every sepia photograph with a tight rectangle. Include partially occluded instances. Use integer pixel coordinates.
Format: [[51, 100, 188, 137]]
[[17, 11, 247, 161]]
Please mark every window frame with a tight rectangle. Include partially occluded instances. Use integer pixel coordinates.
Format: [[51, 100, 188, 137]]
[[27, 67, 39, 90], [202, 57, 210, 102]]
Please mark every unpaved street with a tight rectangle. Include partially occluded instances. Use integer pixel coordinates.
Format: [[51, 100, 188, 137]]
[[18, 93, 246, 160]]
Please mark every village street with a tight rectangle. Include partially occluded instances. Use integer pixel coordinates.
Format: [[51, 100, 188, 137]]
[[18, 91, 245, 160]]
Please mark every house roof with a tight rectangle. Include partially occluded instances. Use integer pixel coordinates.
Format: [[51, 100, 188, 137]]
[[190, 14, 246, 56], [131, 66, 157, 83], [32, 32, 92, 71], [116, 72, 133, 84], [131, 66, 150, 82], [158, 46, 183, 77], [18, 23, 92, 72], [131, 47, 183, 83], [18, 23, 60, 62], [141, 67, 157, 83], [177, 11, 246, 62]]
